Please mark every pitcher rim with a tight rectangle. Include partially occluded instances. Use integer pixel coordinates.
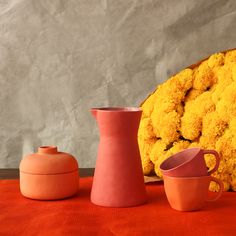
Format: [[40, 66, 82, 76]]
[[90, 107, 142, 112]]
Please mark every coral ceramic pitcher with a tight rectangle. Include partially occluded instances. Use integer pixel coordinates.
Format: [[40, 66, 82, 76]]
[[90, 107, 147, 207]]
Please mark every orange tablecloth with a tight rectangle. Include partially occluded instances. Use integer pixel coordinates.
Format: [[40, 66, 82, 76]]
[[0, 178, 235, 236]]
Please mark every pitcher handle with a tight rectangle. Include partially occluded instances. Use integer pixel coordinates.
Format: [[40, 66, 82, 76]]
[[206, 176, 223, 202], [203, 149, 220, 175]]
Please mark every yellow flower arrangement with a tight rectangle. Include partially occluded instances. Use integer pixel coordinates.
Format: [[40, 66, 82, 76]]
[[138, 49, 236, 191]]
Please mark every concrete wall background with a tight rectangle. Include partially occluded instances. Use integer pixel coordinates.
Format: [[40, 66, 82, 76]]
[[0, 0, 236, 168]]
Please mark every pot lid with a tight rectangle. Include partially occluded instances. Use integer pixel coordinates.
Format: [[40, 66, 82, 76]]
[[20, 146, 79, 175]]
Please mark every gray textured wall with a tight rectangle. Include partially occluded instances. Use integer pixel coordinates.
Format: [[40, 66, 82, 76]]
[[0, 0, 236, 168]]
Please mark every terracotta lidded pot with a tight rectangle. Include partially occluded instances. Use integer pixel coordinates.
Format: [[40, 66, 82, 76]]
[[19, 146, 79, 200]]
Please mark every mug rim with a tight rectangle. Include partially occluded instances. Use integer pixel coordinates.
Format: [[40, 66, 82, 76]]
[[163, 174, 211, 181], [160, 147, 202, 172]]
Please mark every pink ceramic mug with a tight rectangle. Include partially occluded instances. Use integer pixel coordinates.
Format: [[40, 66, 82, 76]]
[[163, 175, 223, 211], [160, 148, 220, 177]]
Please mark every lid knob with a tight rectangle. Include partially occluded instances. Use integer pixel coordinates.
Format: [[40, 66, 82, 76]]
[[38, 146, 58, 154]]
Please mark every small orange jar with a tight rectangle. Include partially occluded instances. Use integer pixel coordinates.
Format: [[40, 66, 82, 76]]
[[19, 146, 79, 200]]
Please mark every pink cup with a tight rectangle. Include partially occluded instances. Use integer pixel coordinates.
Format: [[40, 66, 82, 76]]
[[160, 148, 220, 177]]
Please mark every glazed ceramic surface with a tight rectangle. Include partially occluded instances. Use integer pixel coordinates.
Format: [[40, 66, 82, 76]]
[[163, 175, 223, 211], [90, 107, 147, 207], [19, 146, 79, 200], [160, 148, 220, 177]]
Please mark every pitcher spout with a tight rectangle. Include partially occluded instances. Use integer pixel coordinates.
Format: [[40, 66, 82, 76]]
[[90, 108, 98, 119]]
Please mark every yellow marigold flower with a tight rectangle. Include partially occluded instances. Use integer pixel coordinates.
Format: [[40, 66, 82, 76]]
[[139, 49, 236, 191]]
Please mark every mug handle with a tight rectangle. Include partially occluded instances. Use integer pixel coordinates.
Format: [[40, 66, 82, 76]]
[[206, 176, 224, 202], [203, 149, 220, 175]]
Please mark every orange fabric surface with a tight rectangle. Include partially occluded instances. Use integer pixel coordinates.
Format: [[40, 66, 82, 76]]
[[0, 177, 236, 236]]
